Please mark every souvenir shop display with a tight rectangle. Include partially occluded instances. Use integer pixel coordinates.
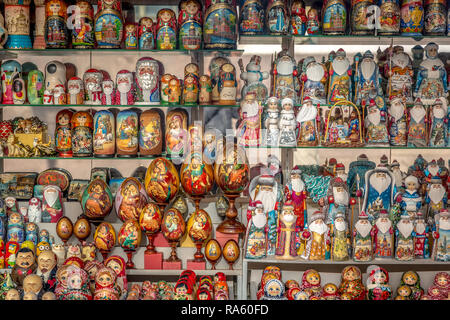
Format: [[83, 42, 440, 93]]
[[94, 0, 123, 48], [44, 0, 69, 48], [239, 0, 264, 35], [203, 0, 237, 49], [155, 9, 177, 50], [266, 0, 288, 35], [71, 0, 95, 48]]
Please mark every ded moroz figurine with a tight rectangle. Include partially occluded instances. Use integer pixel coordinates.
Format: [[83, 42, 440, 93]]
[[41, 185, 64, 223], [275, 201, 298, 260], [353, 211, 374, 262], [390, 160, 406, 192], [134, 57, 160, 105], [239, 55, 269, 103], [101, 79, 115, 105], [115, 70, 134, 105], [322, 177, 354, 226], [414, 42, 447, 105], [300, 56, 327, 105], [407, 98, 428, 147], [413, 211, 430, 259], [327, 48, 352, 104], [388, 97, 408, 146], [373, 210, 394, 259], [278, 97, 297, 147], [429, 97, 448, 147], [385, 46, 414, 103], [355, 50, 384, 107], [425, 176, 447, 223], [365, 99, 389, 146], [395, 211, 415, 261], [83, 69, 103, 105], [272, 50, 299, 103], [237, 93, 263, 147], [284, 166, 307, 231], [67, 77, 84, 105], [264, 97, 280, 147], [296, 96, 319, 146], [432, 209, 450, 261], [301, 210, 331, 261], [330, 212, 351, 261], [244, 201, 268, 259]]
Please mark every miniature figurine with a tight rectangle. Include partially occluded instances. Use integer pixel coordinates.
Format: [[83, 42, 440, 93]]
[[278, 98, 297, 147], [138, 17, 154, 49], [322, 0, 347, 35], [387, 97, 408, 146], [296, 97, 319, 146], [301, 210, 330, 260], [395, 211, 415, 261], [272, 50, 299, 103], [244, 201, 267, 259], [426, 177, 447, 223], [94, 0, 123, 48], [55, 109, 74, 157], [83, 69, 103, 105], [134, 57, 160, 105], [365, 99, 389, 146], [239, 55, 269, 103], [429, 97, 448, 147], [209, 55, 231, 104], [218, 62, 237, 105], [27, 198, 41, 223], [104, 255, 127, 299], [155, 8, 177, 50], [330, 212, 351, 261], [327, 48, 352, 104], [36, 249, 57, 292], [355, 51, 384, 107], [407, 98, 427, 147], [300, 56, 327, 104], [275, 201, 298, 260], [44, 0, 69, 48], [372, 210, 394, 259], [237, 93, 262, 147], [353, 211, 374, 262], [178, 0, 202, 50], [284, 167, 307, 232], [366, 265, 392, 300], [239, 0, 264, 35], [124, 23, 138, 50], [264, 97, 280, 146], [400, 175, 421, 218], [41, 185, 64, 223], [385, 46, 413, 103], [11, 247, 36, 286], [182, 76, 198, 105], [67, 77, 84, 105], [413, 211, 430, 259], [432, 209, 450, 261]]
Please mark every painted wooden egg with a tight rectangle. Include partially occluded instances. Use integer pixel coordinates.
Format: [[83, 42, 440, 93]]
[[205, 239, 222, 262], [144, 157, 180, 204], [180, 152, 214, 197], [161, 208, 185, 242], [81, 178, 113, 220], [115, 177, 149, 222], [73, 216, 91, 241], [56, 216, 73, 242], [214, 143, 249, 194], [187, 209, 212, 242], [139, 202, 162, 234], [118, 219, 142, 250], [93, 222, 116, 251], [222, 239, 240, 264]]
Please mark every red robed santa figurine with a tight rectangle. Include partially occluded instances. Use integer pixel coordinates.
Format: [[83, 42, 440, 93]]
[[284, 166, 307, 230]]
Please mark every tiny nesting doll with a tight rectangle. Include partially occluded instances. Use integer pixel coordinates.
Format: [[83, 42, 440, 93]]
[[178, 0, 202, 50], [71, 111, 94, 157], [155, 9, 177, 50], [306, 6, 320, 35], [83, 69, 103, 105], [289, 0, 307, 35], [67, 77, 84, 104], [322, 0, 347, 35], [27, 70, 45, 105], [94, 266, 120, 300], [114, 70, 134, 105], [165, 108, 189, 158], [55, 109, 74, 157], [124, 23, 138, 50], [239, 0, 265, 35], [168, 77, 181, 105], [44, 0, 69, 48], [161, 74, 174, 105], [1, 60, 22, 105], [183, 63, 199, 105], [41, 185, 64, 223], [139, 108, 164, 156], [138, 17, 154, 50], [116, 109, 138, 157], [93, 109, 115, 158], [218, 63, 237, 105], [7, 212, 24, 244], [209, 55, 231, 104], [94, 0, 123, 48], [12, 78, 26, 104], [71, 0, 95, 48], [266, 0, 288, 35], [199, 75, 212, 105]]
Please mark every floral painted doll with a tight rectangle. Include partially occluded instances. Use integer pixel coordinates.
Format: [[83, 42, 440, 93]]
[[55, 264, 70, 299], [366, 265, 392, 300], [94, 266, 120, 300], [399, 270, 424, 300], [63, 265, 92, 300], [104, 255, 127, 299], [338, 266, 366, 300], [321, 283, 339, 300], [300, 269, 322, 297], [84, 260, 103, 294], [260, 278, 287, 300], [433, 272, 450, 299]]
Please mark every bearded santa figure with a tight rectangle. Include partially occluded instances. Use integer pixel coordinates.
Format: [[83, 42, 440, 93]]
[[300, 56, 327, 105], [67, 77, 84, 105], [390, 160, 406, 191], [352, 211, 374, 262], [237, 93, 262, 147], [83, 69, 103, 105], [362, 166, 400, 222], [267, 154, 283, 186], [322, 177, 355, 225], [101, 79, 115, 105], [327, 48, 352, 104], [296, 96, 319, 146], [388, 97, 407, 146], [400, 175, 422, 218], [244, 201, 268, 260], [249, 175, 279, 255], [373, 210, 394, 259], [27, 197, 42, 223], [385, 46, 413, 103], [395, 211, 415, 261], [365, 100, 389, 146], [424, 159, 443, 183], [335, 163, 347, 182], [41, 185, 64, 223], [407, 98, 428, 147], [355, 50, 384, 106], [432, 209, 450, 262], [413, 211, 430, 259], [134, 57, 160, 104], [115, 70, 135, 105], [330, 212, 351, 261], [284, 166, 307, 231], [426, 177, 447, 223], [301, 210, 330, 261], [275, 201, 298, 260], [429, 98, 448, 147]]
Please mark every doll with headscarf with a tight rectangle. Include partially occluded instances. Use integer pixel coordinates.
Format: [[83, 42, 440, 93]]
[[300, 269, 322, 297], [399, 270, 424, 300], [62, 265, 92, 300], [433, 272, 450, 299], [7, 212, 24, 244], [260, 278, 287, 300], [366, 265, 392, 300], [55, 264, 70, 299], [104, 255, 127, 299], [84, 260, 103, 294], [338, 266, 366, 300], [94, 267, 120, 300]]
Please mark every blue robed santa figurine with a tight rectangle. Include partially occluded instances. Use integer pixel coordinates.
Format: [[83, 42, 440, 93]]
[[400, 175, 422, 219], [431, 209, 450, 262], [361, 165, 401, 222], [320, 177, 356, 226]]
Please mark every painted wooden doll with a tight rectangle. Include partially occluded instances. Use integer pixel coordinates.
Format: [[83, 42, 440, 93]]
[[115, 70, 134, 105], [134, 57, 160, 105], [351, 0, 374, 35], [395, 212, 415, 261], [218, 63, 237, 105], [407, 98, 427, 147], [178, 0, 202, 50], [301, 210, 331, 261], [239, 0, 264, 35], [27, 70, 44, 105], [168, 78, 181, 104], [331, 212, 351, 261], [373, 210, 394, 259], [322, 0, 347, 35], [239, 55, 269, 103], [139, 108, 164, 156], [71, 111, 93, 157], [94, 0, 123, 48], [138, 17, 154, 50], [71, 0, 95, 48], [209, 55, 230, 104], [124, 23, 138, 50], [266, 0, 288, 34], [264, 96, 280, 146], [44, 60, 66, 104], [400, 0, 424, 35], [83, 69, 103, 105], [275, 202, 298, 259], [1, 60, 22, 105], [53, 83, 67, 105], [278, 97, 297, 146], [385, 45, 413, 103], [34, 0, 46, 49], [7, 212, 24, 243], [428, 97, 448, 147], [272, 50, 299, 104], [379, 0, 401, 35], [237, 93, 262, 147], [41, 185, 64, 223], [12, 78, 26, 104], [55, 109, 74, 157], [115, 177, 148, 222], [244, 201, 267, 259], [67, 77, 84, 104], [156, 9, 177, 50], [183, 75, 198, 105], [44, 0, 69, 48], [289, 0, 307, 35], [116, 109, 138, 157], [355, 50, 384, 106], [296, 97, 319, 146], [160, 74, 174, 105], [327, 48, 352, 104], [94, 267, 119, 300], [352, 211, 374, 262], [424, 0, 446, 35], [93, 109, 115, 158], [388, 97, 407, 146], [199, 75, 212, 105], [300, 56, 327, 104], [82, 179, 113, 221], [203, 0, 237, 49], [306, 6, 320, 34], [366, 266, 392, 300], [165, 109, 188, 158], [365, 99, 389, 146], [4, 0, 32, 49]]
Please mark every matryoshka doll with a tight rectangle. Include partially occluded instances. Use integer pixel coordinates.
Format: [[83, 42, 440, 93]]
[[27, 70, 45, 105], [199, 75, 212, 105], [41, 185, 64, 223], [203, 0, 237, 49], [160, 74, 174, 105], [12, 78, 26, 104], [115, 177, 148, 222], [351, 0, 375, 35], [322, 0, 347, 35], [71, 111, 94, 157], [104, 255, 127, 299], [239, 0, 265, 35], [1, 60, 22, 105], [4, 0, 32, 49], [266, 0, 288, 34], [124, 23, 138, 49], [34, 0, 47, 49], [93, 109, 115, 158], [138, 17, 154, 50], [165, 108, 189, 158], [67, 77, 84, 104], [306, 6, 320, 34], [55, 109, 74, 157], [379, 0, 401, 35], [71, 0, 94, 48], [400, 0, 424, 35], [155, 9, 177, 50], [289, 0, 307, 35], [209, 55, 231, 104], [168, 77, 181, 105], [116, 109, 138, 157], [218, 62, 237, 105], [139, 108, 164, 156], [84, 260, 102, 293], [183, 62, 199, 105], [44, 0, 69, 48], [7, 212, 24, 244], [94, 0, 123, 48], [424, 0, 446, 35], [178, 0, 202, 50], [93, 266, 119, 300]]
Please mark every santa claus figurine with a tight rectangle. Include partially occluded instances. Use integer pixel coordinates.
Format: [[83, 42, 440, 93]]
[[83, 69, 103, 105], [321, 177, 355, 226], [275, 201, 298, 260], [426, 176, 447, 224], [101, 79, 115, 105], [41, 185, 64, 223], [424, 159, 443, 183], [335, 163, 347, 181], [413, 211, 430, 259], [296, 96, 319, 146], [432, 209, 450, 262], [395, 211, 415, 261], [373, 210, 394, 259], [284, 166, 307, 231], [67, 77, 84, 105], [353, 211, 374, 262], [27, 198, 42, 223], [301, 210, 330, 261], [115, 70, 135, 105]]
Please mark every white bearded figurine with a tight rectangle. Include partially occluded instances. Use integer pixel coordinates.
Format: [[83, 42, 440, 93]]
[[237, 93, 263, 147], [432, 209, 450, 262], [365, 101, 389, 146], [424, 159, 443, 181], [387, 97, 407, 146], [426, 176, 448, 224], [390, 160, 406, 192], [134, 57, 160, 104], [296, 96, 319, 146], [101, 79, 115, 105], [429, 97, 448, 147], [83, 68, 103, 105], [244, 201, 268, 259], [301, 210, 330, 261], [372, 210, 394, 259], [67, 77, 84, 104], [275, 201, 298, 260], [51, 244, 66, 267], [322, 177, 353, 225], [115, 70, 134, 105], [352, 211, 374, 262], [278, 97, 297, 147], [53, 84, 67, 105], [394, 211, 415, 261], [330, 212, 351, 261], [27, 197, 42, 223]]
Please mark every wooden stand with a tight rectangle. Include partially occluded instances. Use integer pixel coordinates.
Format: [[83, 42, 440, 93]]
[[125, 250, 135, 269], [193, 241, 206, 262], [216, 194, 246, 234], [166, 240, 181, 262], [216, 231, 239, 248], [145, 232, 157, 255]]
